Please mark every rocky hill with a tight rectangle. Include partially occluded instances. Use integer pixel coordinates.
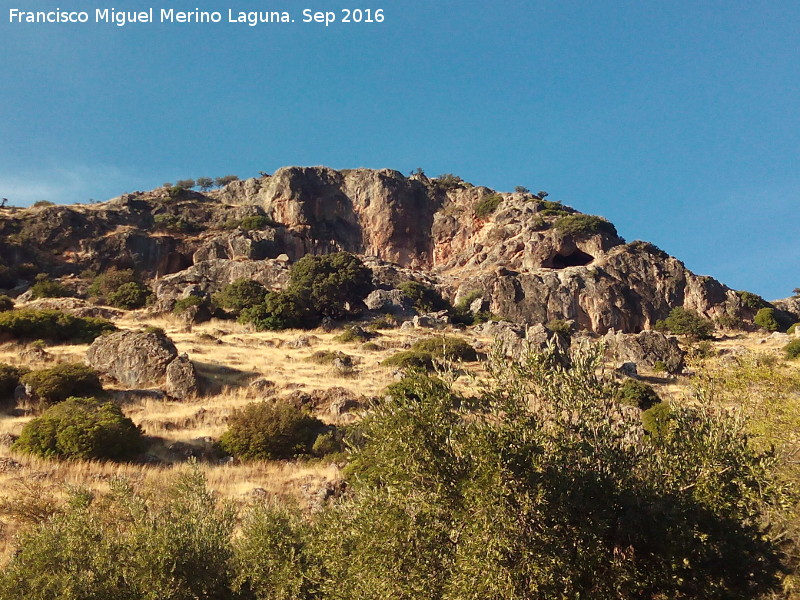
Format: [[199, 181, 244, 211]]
[[0, 166, 792, 333]]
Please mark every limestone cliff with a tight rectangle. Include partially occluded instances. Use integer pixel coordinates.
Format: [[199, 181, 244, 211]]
[[0, 166, 770, 333]]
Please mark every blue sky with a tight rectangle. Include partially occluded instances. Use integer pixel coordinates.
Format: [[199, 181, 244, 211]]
[[1, 0, 798, 299]]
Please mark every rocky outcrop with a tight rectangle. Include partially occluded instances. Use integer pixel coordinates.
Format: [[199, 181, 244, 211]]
[[603, 330, 685, 373], [86, 330, 202, 399], [152, 258, 291, 312], [21, 297, 123, 320], [0, 166, 758, 335]]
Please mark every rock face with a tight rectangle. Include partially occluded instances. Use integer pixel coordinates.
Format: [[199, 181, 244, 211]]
[[0, 166, 762, 334], [604, 330, 685, 373], [86, 330, 201, 399]]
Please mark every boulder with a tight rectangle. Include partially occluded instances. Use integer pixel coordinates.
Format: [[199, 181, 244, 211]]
[[604, 330, 685, 373], [86, 330, 202, 399], [364, 289, 413, 315], [165, 354, 201, 399]]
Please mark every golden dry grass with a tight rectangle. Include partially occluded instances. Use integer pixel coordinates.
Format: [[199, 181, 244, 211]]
[[2, 304, 796, 567]]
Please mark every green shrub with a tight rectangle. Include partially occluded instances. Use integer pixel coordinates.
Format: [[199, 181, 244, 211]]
[[553, 214, 618, 237], [0, 364, 28, 406], [239, 291, 315, 330], [215, 174, 239, 187], [785, 339, 800, 360], [615, 379, 661, 410], [172, 295, 205, 315], [29, 276, 72, 300], [715, 313, 744, 330], [547, 318, 573, 337], [755, 307, 781, 332], [381, 350, 436, 371], [88, 267, 136, 298], [311, 429, 346, 457], [287, 252, 373, 320], [338, 346, 785, 599], [0, 309, 115, 343], [641, 401, 673, 439], [107, 281, 151, 309], [154, 213, 195, 233], [219, 401, 326, 460], [0, 295, 13, 312], [432, 173, 465, 192], [334, 325, 374, 343], [176, 178, 196, 190], [32, 200, 55, 208], [654, 307, 714, 340], [397, 281, 448, 313], [13, 397, 144, 460], [212, 279, 268, 313], [474, 193, 503, 218], [0, 469, 236, 599], [627, 240, 669, 259], [229, 215, 278, 230], [410, 336, 477, 361], [367, 314, 400, 330], [20, 363, 102, 406], [306, 350, 352, 365], [737, 290, 768, 310], [788, 323, 798, 335]]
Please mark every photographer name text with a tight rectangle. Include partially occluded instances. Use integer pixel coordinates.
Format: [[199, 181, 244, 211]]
[[8, 7, 385, 27]]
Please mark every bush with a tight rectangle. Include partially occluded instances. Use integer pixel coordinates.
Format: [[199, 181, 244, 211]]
[[0, 469, 236, 599], [737, 290, 768, 310], [715, 313, 744, 330], [196, 177, 214, 191], [107, 281, 151, 309], [474, 193, 503, 218], [219, 401, 326, 460], [0, 309, 116, 343], [13, 397, 144, 460], [0, 363, 28, 406], [0, 295, 13, 312], [154, 213, 195, 233], [333, 325, 374, 343], [514, 186, 530, 194], [32, 200, 54, 208], [88, 267, 136, 298], [553, 213, 618, 237], [220, 215, 280, 230], [654, 307, 714, 340], [287, 252, 373, 320], [615, 379, 661, 410], [175, 179, 196, 190], [172, 295, 206, 315], [239, 290, 315, 330], [28, 276, 72, 300], [306, 350, 352, 366], [788, 323, 798, 335], [547, 318, 573, 337], [397, 281, 448, 313], [335, 346, 786, 599], [785, 339, 800, 360], [381, 350, 436, 371], [215, 175, 239, 187], [641, 401, 673, 439], [212, 279, 268, 313], [20, 363, 102, 406], [410, 336, 477, 361], [755, 307, 782, 332]]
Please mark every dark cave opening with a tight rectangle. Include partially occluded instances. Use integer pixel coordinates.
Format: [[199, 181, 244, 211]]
[[544, 249, 594, 269]]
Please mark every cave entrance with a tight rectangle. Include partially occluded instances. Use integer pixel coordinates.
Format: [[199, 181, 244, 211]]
[[544, 249, 594, 269]]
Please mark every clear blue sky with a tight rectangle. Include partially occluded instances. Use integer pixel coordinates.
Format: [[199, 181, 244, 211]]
[[1, 0, 798, 299]]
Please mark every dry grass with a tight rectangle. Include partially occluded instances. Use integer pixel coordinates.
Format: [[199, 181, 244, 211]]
[[4, 304, 795, 568]]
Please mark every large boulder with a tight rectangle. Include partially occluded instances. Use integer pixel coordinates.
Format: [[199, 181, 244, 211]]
[[86, 330, 202, 399], [603, 330, 685, 373]]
